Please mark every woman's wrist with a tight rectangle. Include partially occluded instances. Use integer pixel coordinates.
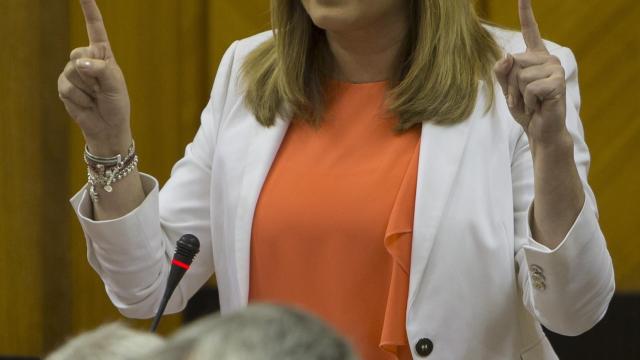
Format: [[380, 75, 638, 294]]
[[85, 132, 133, 157], [85, 139, 138, 202], [528, 128, 574, 160]]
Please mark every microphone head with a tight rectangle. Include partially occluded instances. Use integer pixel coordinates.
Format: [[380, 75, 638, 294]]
[[152, 234, 201, 333], [175, 234, 200, 265]]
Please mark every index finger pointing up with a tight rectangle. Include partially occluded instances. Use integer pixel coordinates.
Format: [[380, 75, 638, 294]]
[[79, 0, 110, 45], [519, 0, 547, 52]]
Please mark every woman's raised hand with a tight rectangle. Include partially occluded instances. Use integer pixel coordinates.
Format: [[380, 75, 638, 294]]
[[494, 0, 570, 146], [58, 0, 131, 156]]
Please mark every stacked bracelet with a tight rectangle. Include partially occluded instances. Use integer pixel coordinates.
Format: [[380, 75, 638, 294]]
[[84, 141, 138, 202]]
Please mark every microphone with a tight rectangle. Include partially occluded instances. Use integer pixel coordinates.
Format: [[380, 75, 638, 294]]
[[150, 234, 200, 332]]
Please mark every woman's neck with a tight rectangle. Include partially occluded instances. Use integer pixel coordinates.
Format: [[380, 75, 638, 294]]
[[325, 12, 408, 84]]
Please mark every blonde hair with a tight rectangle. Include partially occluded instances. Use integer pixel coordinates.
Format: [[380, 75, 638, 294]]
[[242, 0, 501, 132]]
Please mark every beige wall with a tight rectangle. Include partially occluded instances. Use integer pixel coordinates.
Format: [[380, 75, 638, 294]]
[[0, 0, 637, 356]]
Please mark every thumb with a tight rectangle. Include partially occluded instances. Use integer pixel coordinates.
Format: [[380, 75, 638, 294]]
[[493, 53, 514, 96], [75, 58, 121, 93]]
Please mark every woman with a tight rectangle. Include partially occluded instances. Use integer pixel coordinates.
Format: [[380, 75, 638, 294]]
[[58, 0, 614, 358]]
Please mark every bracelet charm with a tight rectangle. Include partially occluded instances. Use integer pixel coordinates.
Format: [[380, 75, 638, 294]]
[[84, 141, 138, 202]]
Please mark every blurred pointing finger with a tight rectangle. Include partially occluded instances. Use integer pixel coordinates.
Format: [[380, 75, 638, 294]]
[[79, 0, 110, 47], [518, 0, 547, 52]]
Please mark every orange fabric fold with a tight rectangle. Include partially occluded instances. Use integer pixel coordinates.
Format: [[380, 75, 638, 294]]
[[380, 141, 421, 360], [249, 81, 421, 360]]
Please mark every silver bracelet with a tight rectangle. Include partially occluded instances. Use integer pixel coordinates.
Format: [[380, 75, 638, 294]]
[[85, 141, 138, 202], [84, 141, 135, 167]]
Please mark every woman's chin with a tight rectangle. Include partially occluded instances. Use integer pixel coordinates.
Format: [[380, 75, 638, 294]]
[[309, 14, 361, 33]]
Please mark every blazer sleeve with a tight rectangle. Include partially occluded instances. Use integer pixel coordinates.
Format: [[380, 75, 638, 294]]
[[511, 46, 615, 336], [69, 41, 240, 319]]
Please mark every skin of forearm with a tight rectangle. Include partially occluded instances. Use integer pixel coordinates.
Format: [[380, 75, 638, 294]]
[[529, 130, 585, 249]]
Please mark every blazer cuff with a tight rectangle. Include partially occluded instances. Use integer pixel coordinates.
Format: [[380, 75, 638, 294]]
[[70, 173, 157, 223], [69, 173, 165, 293], [521, 197, 613, 335], [524, 197, 596, 255]]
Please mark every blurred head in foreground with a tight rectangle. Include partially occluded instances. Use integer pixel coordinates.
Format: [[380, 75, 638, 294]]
[[143, 303, 358, 360], [45, 322, 164, 360]]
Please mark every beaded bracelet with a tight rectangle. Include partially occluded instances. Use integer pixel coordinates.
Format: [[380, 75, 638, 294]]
[[84, 141, 138, 202]]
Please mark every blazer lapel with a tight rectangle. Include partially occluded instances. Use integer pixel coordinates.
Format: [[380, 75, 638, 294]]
[[233, 115, 291, 306], [408, 87, 487, 311]]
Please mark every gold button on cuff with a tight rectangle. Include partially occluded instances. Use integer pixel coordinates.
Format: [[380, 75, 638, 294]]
[[529, 264, 544, 275], [533, 280, 546, 290]]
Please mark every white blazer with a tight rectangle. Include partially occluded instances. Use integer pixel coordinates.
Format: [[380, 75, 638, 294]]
[[71, 26, 615, 359]]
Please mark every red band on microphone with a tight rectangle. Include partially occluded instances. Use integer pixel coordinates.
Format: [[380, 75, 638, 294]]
[[172, 259, 190, 270]]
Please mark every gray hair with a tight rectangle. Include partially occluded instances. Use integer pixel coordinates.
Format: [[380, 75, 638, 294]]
[[46, 322, 164, 360], [141, 303, 358, 360]]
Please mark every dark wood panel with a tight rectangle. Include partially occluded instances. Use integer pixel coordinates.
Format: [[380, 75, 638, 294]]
[[0, 0, 71, 355], [36, 0, 74, 352]]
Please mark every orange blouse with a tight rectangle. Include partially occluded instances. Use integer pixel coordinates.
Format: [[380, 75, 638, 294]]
[[249, 80, 420, 359]]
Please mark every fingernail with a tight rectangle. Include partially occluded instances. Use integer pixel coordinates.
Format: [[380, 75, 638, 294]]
[[76, 59, 92, 69], [507, 94, 514, 108]]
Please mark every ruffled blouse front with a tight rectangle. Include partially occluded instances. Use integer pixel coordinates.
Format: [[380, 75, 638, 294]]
[[249, 80, 420, 359]]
